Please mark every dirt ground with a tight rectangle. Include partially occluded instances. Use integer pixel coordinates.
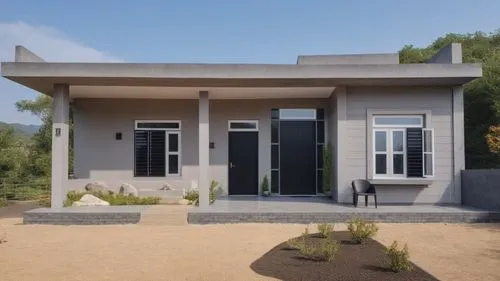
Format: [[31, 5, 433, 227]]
[[0, 214, 499, 281]]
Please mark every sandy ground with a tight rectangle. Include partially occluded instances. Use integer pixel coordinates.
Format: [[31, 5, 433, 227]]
[[0, 210, 499, 281]]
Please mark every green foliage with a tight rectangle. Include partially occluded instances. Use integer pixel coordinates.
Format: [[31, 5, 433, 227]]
[[386, 241, 413, 273], [322, 144, 332, 193], [64, 191, 161, 206], [299, 239, 339, 262], [317, 223, 334, 238], [286, 237, 305, 250], [0, 197, 6, 208], [347, 217, 378, 244], [261, 175, 270, 196], [400, 31, 500, 168], [183, 180, 220, 205]]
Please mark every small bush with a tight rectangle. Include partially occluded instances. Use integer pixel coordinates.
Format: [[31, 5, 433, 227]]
[[386, 241, 413, 272], [299, 239, 339, 262], [0, 198, 7, 208], [261, 175, 270, 196], [286, 237, 305, 250], [183, 180, 220, 205], [64, 191, 161, 206], [317, 223, 334, 238], [347, 217, 378, 244]]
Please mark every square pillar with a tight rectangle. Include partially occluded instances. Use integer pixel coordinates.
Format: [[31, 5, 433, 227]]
[[198, 91, 210, 208], [334, 87, 348, 203], [51, 84, 70, 208], [453, 86, 465, 203]]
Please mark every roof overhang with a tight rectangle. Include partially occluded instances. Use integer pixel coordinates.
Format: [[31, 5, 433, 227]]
[[1, 62, 482, 96]]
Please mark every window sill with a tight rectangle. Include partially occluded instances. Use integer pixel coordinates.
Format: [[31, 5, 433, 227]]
[[369, 178, 433, 186]]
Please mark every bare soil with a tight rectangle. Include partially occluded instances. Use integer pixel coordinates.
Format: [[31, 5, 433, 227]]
[[251, 231, 438, 281], [0, 215, 499, 281]]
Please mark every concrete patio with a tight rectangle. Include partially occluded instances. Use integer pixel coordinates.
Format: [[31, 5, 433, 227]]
[[188, 196, 500, 224]]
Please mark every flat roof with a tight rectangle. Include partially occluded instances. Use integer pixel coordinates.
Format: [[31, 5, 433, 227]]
[[1, 61, 482, 94]]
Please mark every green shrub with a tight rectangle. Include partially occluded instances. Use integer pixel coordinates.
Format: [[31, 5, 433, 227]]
[[286, 237, 305, 250], [347, 217, 378, 244], [261, 175, 270, 196], [386, 241, 413, 272], [0, 197, 6, 208], [299, 239, 339, 262], [317, 223, 334, 238], [183, 180, 220, 205], [64, 191, 161, 206]]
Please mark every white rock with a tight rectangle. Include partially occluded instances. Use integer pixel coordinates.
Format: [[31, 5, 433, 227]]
[[84, 181, 110, 193], [178, 199, 190, 205], [72, 194, 109, 207], [119, 183, 138, 197], [160, 183, 176, 191]]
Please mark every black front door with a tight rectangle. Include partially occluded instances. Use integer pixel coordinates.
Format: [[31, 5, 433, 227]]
[[228, 132, 258, 195], [280, 121, 316, 195]]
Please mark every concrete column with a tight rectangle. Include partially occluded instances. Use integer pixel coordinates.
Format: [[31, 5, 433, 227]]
[[452, 86, 465, 203], [198, 91, 210, 208], [51, 84, 70, 208], [335, 87, 348, 203]]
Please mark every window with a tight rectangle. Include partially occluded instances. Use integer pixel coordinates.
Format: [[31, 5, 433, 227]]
[[279, 109, 316, 120], [134, 121, 181, 177], [228, 120, 258, 131], [372, 115, 433, 179], [423, 129, 434, 177]]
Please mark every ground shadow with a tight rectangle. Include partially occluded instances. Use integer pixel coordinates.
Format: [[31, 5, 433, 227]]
[[250, 231, 439, 281], [0, 201, 38, 219]]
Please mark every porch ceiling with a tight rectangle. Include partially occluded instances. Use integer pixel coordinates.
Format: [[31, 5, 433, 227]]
[[69, 86, 336, 99]]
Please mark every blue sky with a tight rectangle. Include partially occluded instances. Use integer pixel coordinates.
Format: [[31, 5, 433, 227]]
[[1, 0, 499, 124]]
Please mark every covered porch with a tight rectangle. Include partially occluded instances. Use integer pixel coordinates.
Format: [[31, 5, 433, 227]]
[[188, 196, 500, 224]]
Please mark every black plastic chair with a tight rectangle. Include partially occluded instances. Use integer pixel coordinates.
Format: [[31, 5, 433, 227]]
[[352, 180, 377, 208]]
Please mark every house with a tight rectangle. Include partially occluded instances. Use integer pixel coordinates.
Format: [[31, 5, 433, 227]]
[[1, 44, 481, 208]]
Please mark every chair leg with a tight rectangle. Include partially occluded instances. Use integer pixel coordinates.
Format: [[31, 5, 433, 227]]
[[353, 193, 356, 207], [374, 195, 378, 208], [365, 195, 368, 207]]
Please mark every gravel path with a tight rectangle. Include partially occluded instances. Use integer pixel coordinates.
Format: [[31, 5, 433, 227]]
[[0, 216, 498, 281]]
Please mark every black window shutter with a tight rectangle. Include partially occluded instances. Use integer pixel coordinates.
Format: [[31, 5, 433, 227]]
[[148, 131, 166, 177], [406, 128, 423, 177], [134, 130, 149, 176]]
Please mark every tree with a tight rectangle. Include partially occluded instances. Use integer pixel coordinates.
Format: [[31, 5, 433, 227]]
[[400, 31, 500, 168]]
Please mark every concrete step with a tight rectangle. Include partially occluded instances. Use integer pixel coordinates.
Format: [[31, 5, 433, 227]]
[[139, 205, 188, 226]]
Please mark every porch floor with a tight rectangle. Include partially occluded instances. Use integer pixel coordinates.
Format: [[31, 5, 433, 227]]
[[188, 196, 500, 224]]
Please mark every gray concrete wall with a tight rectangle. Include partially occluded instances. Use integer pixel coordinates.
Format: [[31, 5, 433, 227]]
[[427, 43, 462, 64], [297, 53, 399, 65], [72, 98, 329, 194], [462, 170, 500, 211], [341, 86, 458, 204]]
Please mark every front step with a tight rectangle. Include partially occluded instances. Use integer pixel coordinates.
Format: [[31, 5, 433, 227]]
[[139, 205, 188, 226]]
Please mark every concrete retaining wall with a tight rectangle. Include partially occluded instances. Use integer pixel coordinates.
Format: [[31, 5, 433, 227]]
[[462, 169, 500, 211]]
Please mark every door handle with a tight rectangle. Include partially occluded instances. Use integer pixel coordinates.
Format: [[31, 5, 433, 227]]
[[230, 162, 236, 168]]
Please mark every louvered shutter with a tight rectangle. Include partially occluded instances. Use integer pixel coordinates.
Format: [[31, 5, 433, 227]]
[[134, 131, 149, 176], [406, 128, 423, 177]]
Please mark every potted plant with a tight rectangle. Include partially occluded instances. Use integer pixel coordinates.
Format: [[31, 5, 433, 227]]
[[261, 175, 271, 197], [323, 143, 333, 197]]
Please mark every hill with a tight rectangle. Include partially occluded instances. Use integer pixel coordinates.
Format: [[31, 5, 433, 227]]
[[0, 122, 40, 138]]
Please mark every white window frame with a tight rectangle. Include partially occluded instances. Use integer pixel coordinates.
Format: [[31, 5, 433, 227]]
[[166, 131, 181, 176], [134, 120, 182, 177], [373, 129, 389, 177], [373, 115, 423, 128], [135, 120, 182, 131], [228, 120, 259, 132], [423, 128, 434, 177]]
